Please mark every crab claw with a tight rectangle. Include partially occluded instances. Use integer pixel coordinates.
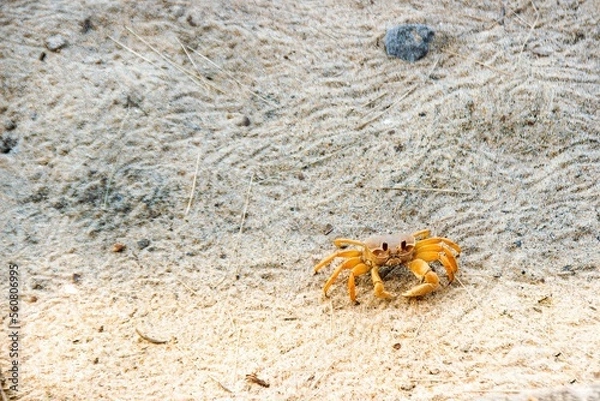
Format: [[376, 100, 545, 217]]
[[402, 259, 440, 297]]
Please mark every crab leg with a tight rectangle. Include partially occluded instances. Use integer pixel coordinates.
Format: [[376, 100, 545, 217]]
[[371, 267, 394, 300], [414, 237, 461, 253], [322, 257, 362, 297], [402, 259, 440, 297], [347, 262, 372, 303], [333, 238, 368, 248], [439, 253, 458, 282], [411, 229, 431, 240], [414, 244, 459, 282], [313, 249, 362, 273]]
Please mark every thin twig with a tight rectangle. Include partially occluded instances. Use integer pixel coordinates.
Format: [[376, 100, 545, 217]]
[[463, 389, 523, 394], [209, 375, 234, 394], [232, 325, 242, 391], [442, 49, 509, 76], [355, 56, 439, 130], [355, 85, 417, 130], [374, 186, 471, 195], [503, 3, 535, 29], [360, 90, 389, 109], [530, 1, 539, 23], [185, 150, 201, 216], [108, 35, 160, 68], [102, 108, 130, 210], [455, 277, 483, 310], [225, 310, 237, 338], [177, 278, 198, 295], [408, 316, 427, 345], [238, 174, 254, 236], [310, 360, 335, 390], [519, 1, 540, 56], [135, 326, 170, 344], [124, 27, 224, 93], [176, 37, 210, 93], [187, 46, 278, 107], [300, 141, 357, 170], [426, 55, 441, 79], [328, 298, 334, 340], [234, 172, 254, 278]]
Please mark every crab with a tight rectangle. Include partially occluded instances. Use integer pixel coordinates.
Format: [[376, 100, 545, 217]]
[[313, 229, 461, 303]]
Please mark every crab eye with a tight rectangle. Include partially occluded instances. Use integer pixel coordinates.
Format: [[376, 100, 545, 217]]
[[401, 240, 407, 250], [382, 242, 388, 251]]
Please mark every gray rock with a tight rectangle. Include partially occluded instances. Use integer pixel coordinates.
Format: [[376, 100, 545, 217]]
[[46, 34, 68, 52], [384, 24, 435, 62]]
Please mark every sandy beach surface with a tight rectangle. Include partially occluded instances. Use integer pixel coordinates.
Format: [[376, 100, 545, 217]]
[[1, 1, 599, 400]]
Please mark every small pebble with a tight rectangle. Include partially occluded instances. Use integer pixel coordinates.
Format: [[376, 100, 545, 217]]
[[112, 243, 126, 252], [237, 115, 251, 127], [81, 17, 93, 33], [171, 5, 185, 18], [0, 135, 17, 154], [46, 34, 68, 52], [530, 45, 553, 57], [384, 24, 435, 62], [460, 340, 473, 353], [400, 381, 415, 391], [4, 119, 16, 131], [187, 14, 198, 27]]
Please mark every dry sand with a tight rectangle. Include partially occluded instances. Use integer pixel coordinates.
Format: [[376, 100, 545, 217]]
[[1, 1, 599, 400]]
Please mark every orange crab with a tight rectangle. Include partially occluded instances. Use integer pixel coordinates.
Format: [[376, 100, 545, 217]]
[[313, 229, 460, 304]]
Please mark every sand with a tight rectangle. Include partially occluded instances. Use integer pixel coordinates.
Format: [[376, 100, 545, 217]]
[[1, 1, 599, 400]]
